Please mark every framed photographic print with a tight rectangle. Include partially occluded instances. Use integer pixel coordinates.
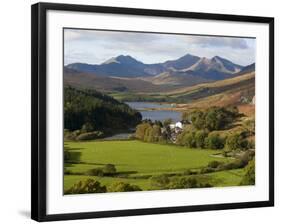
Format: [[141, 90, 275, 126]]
[[31, 2, 274, 222]]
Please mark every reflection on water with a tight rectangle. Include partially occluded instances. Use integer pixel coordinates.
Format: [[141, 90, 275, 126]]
[[126, 102, 182, 122]]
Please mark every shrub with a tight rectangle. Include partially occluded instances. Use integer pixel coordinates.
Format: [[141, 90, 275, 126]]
[[205, 133, 225, 149], [200, 167, 215, 174], [240, 159, 255, 185], [64, 168, 72, 175], [64, 150, 71, 161], [183, 169, 198, 175], [150, 174, 170, 188], [207, 160, 224, 169], [102, 164, 117, 175], [64, 179, 106, 194], [108, 182, 142, 192], [85, 168, 104, 177], [168, 177, 213, 189], [217, 159, 245, 171]]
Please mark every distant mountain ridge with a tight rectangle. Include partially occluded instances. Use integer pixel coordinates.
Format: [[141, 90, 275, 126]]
[[66, 53, 251, 81]]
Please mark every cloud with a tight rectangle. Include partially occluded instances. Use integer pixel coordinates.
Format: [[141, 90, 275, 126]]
[[64, 29, 160, 43], [64, 29, 255, 66], [64, 30, 84, 41], [182, 36, 250, 49]]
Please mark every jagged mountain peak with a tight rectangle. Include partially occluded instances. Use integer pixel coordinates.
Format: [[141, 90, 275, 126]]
[[66, 53, 250, 80], [162, 53, 200, 70]]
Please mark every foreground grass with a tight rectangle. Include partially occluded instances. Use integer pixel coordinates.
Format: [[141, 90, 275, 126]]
[[64, 140, 243, 191]]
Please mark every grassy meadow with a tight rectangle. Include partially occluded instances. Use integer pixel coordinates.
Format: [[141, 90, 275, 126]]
[[64, 140, 246, 192]]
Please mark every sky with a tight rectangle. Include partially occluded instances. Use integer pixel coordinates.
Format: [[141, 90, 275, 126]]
[[64, 29, 256, 66]]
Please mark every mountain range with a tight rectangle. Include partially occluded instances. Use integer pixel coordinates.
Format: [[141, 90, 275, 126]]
[[64, 53, 255, 93], [66, 53, 245, 78]]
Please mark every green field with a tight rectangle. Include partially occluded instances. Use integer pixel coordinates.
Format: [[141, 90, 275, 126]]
[[64, 140, 246, 192]]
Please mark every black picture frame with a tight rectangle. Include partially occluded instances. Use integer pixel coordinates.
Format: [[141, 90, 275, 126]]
[[31, 2, 274, 222]]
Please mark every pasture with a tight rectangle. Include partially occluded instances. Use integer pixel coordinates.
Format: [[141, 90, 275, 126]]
[[64, 140, 245, 192]]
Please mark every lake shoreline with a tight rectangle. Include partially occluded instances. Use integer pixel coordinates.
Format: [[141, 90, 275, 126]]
[[126, 101, 182, 122]]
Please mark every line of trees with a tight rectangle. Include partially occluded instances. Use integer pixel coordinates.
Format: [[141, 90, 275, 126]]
[[176, 129, 254, 150], [134, 106, 254, 152], [135, 119, 172, 143], [178, 106, 254, 150], [65, 179, 141, 194], [182, 106, 240, 131]]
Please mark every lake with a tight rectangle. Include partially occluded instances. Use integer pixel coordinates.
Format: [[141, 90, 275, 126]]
[[126, 102, 182, 122], [101, 102, 182, 140]]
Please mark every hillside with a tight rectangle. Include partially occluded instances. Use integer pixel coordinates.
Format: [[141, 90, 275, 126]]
[[109, 72, 255, 111], [64, 87, 142, 132], [64, 69, 177, 93], [164, 72, 255, 110], [144, 70, 211, 86]]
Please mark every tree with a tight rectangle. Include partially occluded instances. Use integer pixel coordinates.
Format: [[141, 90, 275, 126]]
[[168, 177, 213, 189], [195, 130, 208, 148], [240, 159, 255, 185], [205, 133, 225, 149], [176, 131, 196, 148], [152, 125, 162, 142], [176, 130, 196, 147], [183, 107, 239, 131], [135, 123, 152, 140], [144, 125, 153, 142], [191, 110, 205, 129], [161, 126, 171, 141], [64, 179, 106, 194], [85, 168, 104, 177], [150, 174, 170, 189], [64, 87, 142, 132], [108, 182, 142, 192], [103, 164, 117, 175], [182, 110, 205, 129], [225, 133, 248, 151], [243, 118, 255, 135], [163, 118, 172, 127], [205, 108, 225, 131], [154, 120, 163, 127]]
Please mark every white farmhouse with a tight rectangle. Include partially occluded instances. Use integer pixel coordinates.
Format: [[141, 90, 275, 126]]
[[175, 122, 183, 129], [168, 121, 183, 143], [169, 123, 176, 129], [169, 121, 183, 130]]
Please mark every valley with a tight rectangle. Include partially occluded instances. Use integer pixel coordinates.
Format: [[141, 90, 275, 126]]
[[63, 51, 255, 194]]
